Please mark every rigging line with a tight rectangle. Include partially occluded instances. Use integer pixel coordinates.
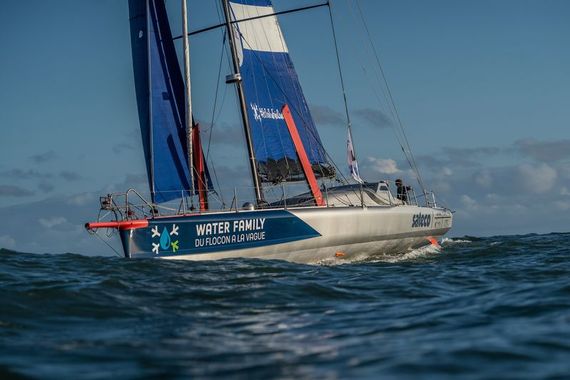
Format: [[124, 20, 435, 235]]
[[347, 0, 410, 159], [352, 0, 427, 194], [360, 65, 408, 155], [347, 0, 421, 188], [204, 49, 226, 205], [328, 0, 366, 192], [327, 1, 356, 146], [343, 1, 410, 169], [353, 53, 407, 156], [92, 230, 122, 257], [348, 15, 401, 133], [212, 9, 234, 146], [204, 2, 233, 206], [344, 3, 399, 128], [206, 30, 227, 161], [173, 2, 329, 40]]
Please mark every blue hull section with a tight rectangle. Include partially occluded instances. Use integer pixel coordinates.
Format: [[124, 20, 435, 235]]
[[121, 210, 321, 258]]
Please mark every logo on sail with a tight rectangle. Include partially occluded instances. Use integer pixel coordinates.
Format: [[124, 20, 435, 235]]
[[250, 103, 284, 122]]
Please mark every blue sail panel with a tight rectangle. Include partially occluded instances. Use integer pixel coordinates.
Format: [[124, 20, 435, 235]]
[[148, 0, 190, 203], [129, 0, 211, 203], [230, 0, 334, 182], [128, 0, 151, 186]]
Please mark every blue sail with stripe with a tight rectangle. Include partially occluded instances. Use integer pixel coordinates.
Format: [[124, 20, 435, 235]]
[[128, 0, 211, 203], [229, 0, 334, 183]]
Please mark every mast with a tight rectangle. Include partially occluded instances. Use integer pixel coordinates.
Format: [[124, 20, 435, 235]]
[[182, 0, 195, 199], [221, 0, 264, 206], [146, 0, 156, 199]]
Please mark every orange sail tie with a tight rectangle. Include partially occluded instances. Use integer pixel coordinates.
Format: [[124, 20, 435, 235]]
[[282, 104, 325, 207], [192, 123, 208, 212]]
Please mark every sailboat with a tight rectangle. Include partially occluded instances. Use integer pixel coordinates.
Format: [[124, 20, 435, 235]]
[[85, 0, 453, 262]]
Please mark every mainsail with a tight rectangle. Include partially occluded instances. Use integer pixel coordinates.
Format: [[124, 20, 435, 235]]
[[128, 0, 211, 203], [229, 0, 334, 183]]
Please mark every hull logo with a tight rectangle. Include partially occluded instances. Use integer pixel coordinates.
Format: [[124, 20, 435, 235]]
[[151, 224, 179, 254], [412, 214, 431, 228], [194, 218, 266, 248], [132, 210, 322, 257]]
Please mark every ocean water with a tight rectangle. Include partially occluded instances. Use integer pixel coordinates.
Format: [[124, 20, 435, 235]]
[[1, 233, 570, 379]]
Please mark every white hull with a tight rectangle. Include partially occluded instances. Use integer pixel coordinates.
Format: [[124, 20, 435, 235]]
[[159, 205, 452, 264]]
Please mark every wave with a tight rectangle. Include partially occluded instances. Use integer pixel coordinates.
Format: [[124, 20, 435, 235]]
[[320, 241, 443, 265], [377, 242, 441, 263], [1, 233, 570, 379], [441, 237, 472, 246]]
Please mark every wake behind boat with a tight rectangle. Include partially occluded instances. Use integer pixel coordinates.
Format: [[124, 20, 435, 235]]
[[86, 0, 452, 263]]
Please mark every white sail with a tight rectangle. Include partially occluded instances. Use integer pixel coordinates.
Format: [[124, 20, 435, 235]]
[[347, 129, 363, 183]]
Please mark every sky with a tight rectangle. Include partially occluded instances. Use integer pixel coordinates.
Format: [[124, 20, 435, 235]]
[[0, 0, 569, 255]]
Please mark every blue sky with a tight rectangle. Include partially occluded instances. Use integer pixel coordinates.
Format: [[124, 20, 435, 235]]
[[0, 0, 569, 255]]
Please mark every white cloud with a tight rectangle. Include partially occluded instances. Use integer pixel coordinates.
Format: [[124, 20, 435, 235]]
[[517, 163, 557, 193], [554, 201, 570, 211], [0, 235, 16, 248], [66, 192, 95, 206], [503, 203, 528, 215], [561, 187, 570, 196], [367, 157, 400, 174], [39, 216, 67, 229], [474, 170, 493, 188], [560, 165, 570, 180], [441, 167, 453, 176], [515, 138, 570, 162], [460, 194, 478, 210], [433, 181, 451, 193]]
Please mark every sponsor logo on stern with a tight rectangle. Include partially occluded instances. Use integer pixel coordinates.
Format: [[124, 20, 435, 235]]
[[412, 213, 432, 228]]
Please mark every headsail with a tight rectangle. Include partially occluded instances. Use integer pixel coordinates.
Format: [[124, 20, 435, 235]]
[[229, 0, 334, 183], [128, 0, 211, 203]]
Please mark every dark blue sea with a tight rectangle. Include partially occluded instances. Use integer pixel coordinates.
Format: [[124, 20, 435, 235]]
[[1, 233, 570, 379]]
